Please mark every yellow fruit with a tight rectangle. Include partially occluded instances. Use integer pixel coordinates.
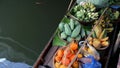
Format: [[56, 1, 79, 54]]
[[72, 61, 79, 68], [88, 37, 92, 41], [89, 41, 93, 45], [100, 37, 109, 42], [101, 41, 109, 46], [93, 39, 101, 48], [94, 25, 102, 38], [88, 48, 93, 53], [55, 62, 61, 68], [59, 65, 67, 68]]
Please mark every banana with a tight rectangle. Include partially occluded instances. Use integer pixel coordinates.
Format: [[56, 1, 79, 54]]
[[94, 25, 102, 38], [100, 37, 109, 42], [101, 41, 109, 47]]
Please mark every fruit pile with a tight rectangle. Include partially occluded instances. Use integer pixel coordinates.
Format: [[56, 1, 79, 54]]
[[88, 24, 110, 49], [54, 41, 83, 68], [58, 17, 92, 43], [58, 18, 81, 42], [71, 2, 98, 23]]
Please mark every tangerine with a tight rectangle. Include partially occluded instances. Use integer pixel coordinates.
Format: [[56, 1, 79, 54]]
[[57, 49, 64, 57], [77, 54, 83, 59], [70, 41, 78, 51], [55, 56, 62, 62], [70, 54, 75, 61], [61, 57, 70, 66], [72, 61, 79, 68]]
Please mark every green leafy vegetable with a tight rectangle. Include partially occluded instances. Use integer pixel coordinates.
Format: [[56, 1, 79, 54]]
[[53, 33, 67, 46]]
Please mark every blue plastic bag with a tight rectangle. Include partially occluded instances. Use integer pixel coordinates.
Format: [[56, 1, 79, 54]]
[[81, 55, 101, 68]]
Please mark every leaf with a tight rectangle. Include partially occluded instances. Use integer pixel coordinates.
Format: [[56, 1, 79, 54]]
[[92, 30, 97, 38], [62, 16, 70, 24], [52, 33, 67, 46]]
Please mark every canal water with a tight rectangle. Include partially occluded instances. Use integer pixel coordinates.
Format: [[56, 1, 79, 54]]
[[0, 0, 70, 65]]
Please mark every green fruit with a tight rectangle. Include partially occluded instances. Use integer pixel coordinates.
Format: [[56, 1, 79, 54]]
[[58, 22, 64, 31], [81, 27, 86, 38], [64, 24, 71, 35], [75, 21, 79, 25], [71, 25, 81, 38], [85, 30, 91, 36], [76, 11, 84, 18], [114, 11, 119, 19], [60, 32, 67, 39], [67, 37, 73, 42], [69, 19, 74, 30], [76, 35, 81, 41]]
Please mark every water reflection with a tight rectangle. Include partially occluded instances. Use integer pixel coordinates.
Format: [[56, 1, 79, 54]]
[[0, 36, 37, 65]]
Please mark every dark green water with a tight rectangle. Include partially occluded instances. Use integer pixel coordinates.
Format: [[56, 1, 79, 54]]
[[0, 0, 70, 65]]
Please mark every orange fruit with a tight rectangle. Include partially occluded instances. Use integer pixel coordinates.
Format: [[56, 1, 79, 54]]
[[61, 57, 70, 66], [57, 49, 64, 57], [72, 61, 79, 68], [70, 41, 78, 51], [70, 54, 75, 61], [55, 56, 62, 62], [74, 49, 78, 54], [64, 48, 72, 58], [77, 54, 82, 58]]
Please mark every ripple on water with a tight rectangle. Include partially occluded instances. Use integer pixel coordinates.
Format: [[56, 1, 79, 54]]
[[0, 36, 38, 65]]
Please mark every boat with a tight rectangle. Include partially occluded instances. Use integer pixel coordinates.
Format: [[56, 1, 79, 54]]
[[33, 0, 120, 68]]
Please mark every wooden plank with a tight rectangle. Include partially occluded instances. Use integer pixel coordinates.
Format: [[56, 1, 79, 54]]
[[47, 57, 54, 68], [43, 46, 59, 65]]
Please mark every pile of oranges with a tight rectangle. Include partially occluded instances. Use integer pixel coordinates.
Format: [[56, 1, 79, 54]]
[[54, 41, 83, 68]]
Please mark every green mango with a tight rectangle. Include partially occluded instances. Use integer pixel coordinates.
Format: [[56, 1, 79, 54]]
[[75, 35, 81, 41], [67, 37, 73, 42], [58, 22, 64, 31], [71, 25, 81, 37], [81, 27, 86, 38], [64, 24, 71, 35], [75, 21, 80, 26], [60, 32, 67, 39], [69, 19, 74, 30], [85, 30, 91, 36]]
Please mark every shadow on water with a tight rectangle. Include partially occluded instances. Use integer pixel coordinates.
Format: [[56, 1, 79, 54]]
[[0, 36, 37, 65]]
